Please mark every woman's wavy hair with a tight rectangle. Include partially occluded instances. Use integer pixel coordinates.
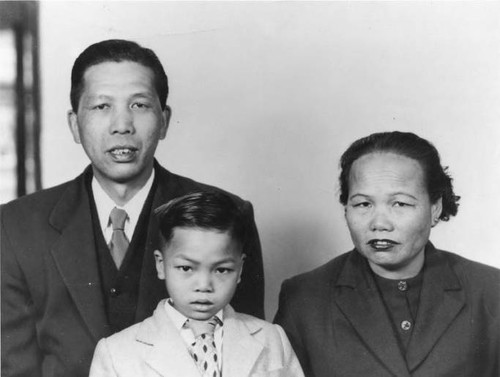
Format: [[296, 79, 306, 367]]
[[339, 131, 460, 221]]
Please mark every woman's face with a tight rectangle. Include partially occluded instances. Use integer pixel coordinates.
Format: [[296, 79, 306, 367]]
[[345, 152, 442, 279]]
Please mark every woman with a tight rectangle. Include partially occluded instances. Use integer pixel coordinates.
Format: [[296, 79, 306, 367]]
[[274, 131, 499, 377]]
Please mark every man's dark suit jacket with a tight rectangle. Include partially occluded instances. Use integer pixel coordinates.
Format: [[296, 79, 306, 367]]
[[1, 162, 264, 377], [274, 243, 499, 377]]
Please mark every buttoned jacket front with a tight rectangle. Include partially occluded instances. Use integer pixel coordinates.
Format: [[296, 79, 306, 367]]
[[274, 244, 500, 377]]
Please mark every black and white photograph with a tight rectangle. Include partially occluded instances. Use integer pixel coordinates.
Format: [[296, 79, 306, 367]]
[[1, 1, 499, 376]]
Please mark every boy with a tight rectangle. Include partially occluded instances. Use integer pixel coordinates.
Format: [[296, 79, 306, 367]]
[[89, 192, 304, 377]]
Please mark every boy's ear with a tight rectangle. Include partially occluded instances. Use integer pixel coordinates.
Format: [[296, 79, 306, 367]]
[[237, 253, 246, 284], [153, 250, 166, 280]]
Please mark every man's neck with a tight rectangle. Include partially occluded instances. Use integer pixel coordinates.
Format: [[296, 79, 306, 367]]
[[93, 169, 154, 207]]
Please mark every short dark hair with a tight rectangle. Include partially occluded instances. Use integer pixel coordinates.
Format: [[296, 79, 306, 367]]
[[154, 192, 247, 252], [70, 39, 169, 112], [339, 131, 460, 221]]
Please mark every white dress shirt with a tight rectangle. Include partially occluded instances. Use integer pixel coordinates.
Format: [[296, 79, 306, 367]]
[[163, 299, 224, 369], [92, 171, 155, 244]]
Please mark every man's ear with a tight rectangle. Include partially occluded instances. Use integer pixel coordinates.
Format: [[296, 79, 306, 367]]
[[153, 250, 166, 280], [159, 105, 171, 140], [67, 110, 81, 144], [237, 253, 246, 284]]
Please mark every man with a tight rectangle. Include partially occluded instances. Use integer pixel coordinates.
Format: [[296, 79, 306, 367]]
[[1, 39, 264, 377]]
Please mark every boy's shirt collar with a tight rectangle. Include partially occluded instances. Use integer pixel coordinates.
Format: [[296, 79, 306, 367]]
[[163, 299, 224, 369]]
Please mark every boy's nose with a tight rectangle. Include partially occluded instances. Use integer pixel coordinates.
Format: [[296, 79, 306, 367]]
[[194, 272, 214, 292]]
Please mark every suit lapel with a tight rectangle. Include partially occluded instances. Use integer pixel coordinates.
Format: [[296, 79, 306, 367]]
[[222, 306, 264, 377], [136, 164, 178, 321], [334, 251, 411, 377], [49, 170, 108, 341], [406, 245, 465, 371], [141, 301, 200, 377]]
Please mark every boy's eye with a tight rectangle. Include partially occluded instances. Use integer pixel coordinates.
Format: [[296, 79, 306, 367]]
[[176, 266, 192, 272], [215, 267, 233, 274]]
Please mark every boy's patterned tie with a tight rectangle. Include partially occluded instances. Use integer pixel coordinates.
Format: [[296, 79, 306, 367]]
[[108, 207, 129, 268], [186, 317, 221, 377]]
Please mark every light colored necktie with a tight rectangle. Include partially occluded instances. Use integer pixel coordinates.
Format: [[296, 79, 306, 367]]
[[108, 207, 129, 268], [186, 317, 221, 377]]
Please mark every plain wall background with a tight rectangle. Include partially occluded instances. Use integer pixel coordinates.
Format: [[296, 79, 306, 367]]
[[39, 1, 500, 320]]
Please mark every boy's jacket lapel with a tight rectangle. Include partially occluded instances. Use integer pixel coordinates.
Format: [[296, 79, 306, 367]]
[[222, 305, 264, 377], [139, 304, 201, 377]]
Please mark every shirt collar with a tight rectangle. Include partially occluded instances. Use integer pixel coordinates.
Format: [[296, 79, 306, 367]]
[[91, 170, 155, 238]]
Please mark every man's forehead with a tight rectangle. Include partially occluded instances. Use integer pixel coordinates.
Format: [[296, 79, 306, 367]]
[[80, 61, 157, 94], [83, 60, 155, 81]]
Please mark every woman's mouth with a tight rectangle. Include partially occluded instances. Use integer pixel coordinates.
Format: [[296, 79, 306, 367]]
[[367, 239, 399, 251]]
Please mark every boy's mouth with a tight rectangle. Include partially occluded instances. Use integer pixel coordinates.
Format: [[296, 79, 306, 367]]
[[190, 300, 214, 311], [191, 300, 213, 305]]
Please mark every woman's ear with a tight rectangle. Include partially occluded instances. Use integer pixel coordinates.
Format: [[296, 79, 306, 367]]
[[431, 197, 443, 227]]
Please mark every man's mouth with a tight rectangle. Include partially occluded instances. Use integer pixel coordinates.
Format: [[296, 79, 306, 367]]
[[108, 147, 138, 161], [367, 239, 399, 251]]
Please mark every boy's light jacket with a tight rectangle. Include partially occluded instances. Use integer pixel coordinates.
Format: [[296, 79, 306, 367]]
[[89, 301, 305, 377]]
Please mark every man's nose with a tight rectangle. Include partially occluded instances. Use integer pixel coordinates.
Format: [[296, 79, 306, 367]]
[[110, 107, 134, 134], [369, 207, 394, 232]]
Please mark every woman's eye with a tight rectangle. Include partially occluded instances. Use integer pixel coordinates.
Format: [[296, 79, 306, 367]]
[[353, 202, 371, 208], [394, 201, 412, 207]]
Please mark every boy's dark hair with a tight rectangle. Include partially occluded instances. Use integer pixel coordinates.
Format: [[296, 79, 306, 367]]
[[339, 131, 460, 221], [154, 191, 247, 251], [70, 39, 169, 112]]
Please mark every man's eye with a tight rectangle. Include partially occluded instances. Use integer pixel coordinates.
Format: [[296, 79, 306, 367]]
[[131, 102, 149, 109], [176, 266, 192, 272], [93, 104, 109, 110]]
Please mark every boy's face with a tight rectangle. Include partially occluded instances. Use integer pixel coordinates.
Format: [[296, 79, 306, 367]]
[[154, 227, 244, 321]]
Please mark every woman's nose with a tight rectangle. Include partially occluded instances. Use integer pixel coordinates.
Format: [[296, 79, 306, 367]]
[[369, 208, 394, 232]]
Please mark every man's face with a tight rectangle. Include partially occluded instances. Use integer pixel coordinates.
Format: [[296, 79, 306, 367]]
[[68, 61, 169, 189], [154, 228, 244, 320]]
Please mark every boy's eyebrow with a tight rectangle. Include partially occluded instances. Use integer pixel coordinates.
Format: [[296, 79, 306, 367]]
[[171, 254, 239, 265], [172, 255, 200, 264], [214, 257, 238, 265]]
